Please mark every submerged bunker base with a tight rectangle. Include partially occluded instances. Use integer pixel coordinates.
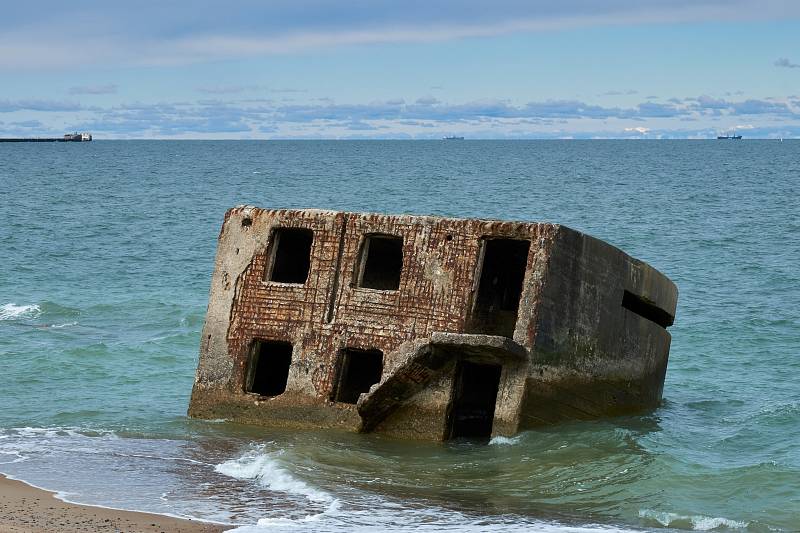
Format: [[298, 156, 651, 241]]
[[189, 206, 677, 441]]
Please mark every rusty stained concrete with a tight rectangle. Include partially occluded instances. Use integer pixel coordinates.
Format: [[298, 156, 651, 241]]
[[188, 206, 678, 441]]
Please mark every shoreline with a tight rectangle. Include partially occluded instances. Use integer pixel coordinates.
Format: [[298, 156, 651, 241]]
[[0, 474, 228, 532]]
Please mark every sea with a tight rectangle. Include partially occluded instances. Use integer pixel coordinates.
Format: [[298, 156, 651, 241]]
[[1, 140, 798, 532]]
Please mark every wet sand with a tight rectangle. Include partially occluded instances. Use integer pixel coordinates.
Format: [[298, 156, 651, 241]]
[[0, 475, 228, 532]]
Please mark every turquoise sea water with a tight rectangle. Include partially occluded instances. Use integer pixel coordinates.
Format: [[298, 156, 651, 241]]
[[1, 140, 798, 532]]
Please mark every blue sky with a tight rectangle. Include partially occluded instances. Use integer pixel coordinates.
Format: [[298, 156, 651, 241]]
[[1, 1, 799, 138]]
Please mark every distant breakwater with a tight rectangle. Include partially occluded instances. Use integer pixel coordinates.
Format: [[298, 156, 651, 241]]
[[0, 133, 92, 142]]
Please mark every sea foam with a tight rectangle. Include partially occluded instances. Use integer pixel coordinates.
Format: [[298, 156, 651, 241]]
[[639, 509, 749, 530], [0, 303, 40, 320], [48, 321, 78, 329], [227, 514, 642, 533], [488, 435, 521, 446]]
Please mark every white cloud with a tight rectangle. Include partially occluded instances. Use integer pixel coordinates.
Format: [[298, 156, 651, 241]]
[[2, 1, 799, 68]]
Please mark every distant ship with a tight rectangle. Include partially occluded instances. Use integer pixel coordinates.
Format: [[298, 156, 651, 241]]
[[443, 135, 465, 140], [717, 129, 742, 140]]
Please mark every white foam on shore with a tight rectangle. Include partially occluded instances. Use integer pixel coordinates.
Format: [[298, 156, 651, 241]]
[[227, 514, 641, 533], [639, 509, 749, 530], [0, 428, 227, 526], [0, 427, 122, 462], [0, 303, 40, 320], [215, 447, 334, 504], [0, 427, 652, 533], [233, 498, 342, 531], [0, 473, 228, 526], [6, 426, 118, 439]]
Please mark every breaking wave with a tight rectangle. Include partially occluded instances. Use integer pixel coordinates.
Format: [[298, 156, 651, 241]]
[[215, 446, 334, 504]]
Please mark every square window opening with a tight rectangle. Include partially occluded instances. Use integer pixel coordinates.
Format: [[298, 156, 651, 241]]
[[357, 235, 403, 290], [266, 228, 313, 284], [245, 340, 293, 397], [331, 348, 384, 404]]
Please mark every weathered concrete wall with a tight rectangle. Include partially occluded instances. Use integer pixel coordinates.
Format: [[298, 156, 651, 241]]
[[519, 226, 677, 427], [189, 206, 677, 441]]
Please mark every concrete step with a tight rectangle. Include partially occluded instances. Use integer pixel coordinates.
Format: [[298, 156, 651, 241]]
[[356, 333, 528, 433]]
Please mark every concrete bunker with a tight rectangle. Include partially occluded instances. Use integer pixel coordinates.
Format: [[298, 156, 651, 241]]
[[189, 207, 678, 442]]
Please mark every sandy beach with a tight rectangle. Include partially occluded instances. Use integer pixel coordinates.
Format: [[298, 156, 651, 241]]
[[0, 475, 227, 533]]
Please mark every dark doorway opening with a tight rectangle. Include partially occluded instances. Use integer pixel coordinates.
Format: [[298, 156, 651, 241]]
[[357, 235, 403, 290], [266, 228, 313, 284], [468, 238, 530, 337], [245, 340, 292, 396], [448, 361, 502, 440], [331, 348, 383, 404]]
